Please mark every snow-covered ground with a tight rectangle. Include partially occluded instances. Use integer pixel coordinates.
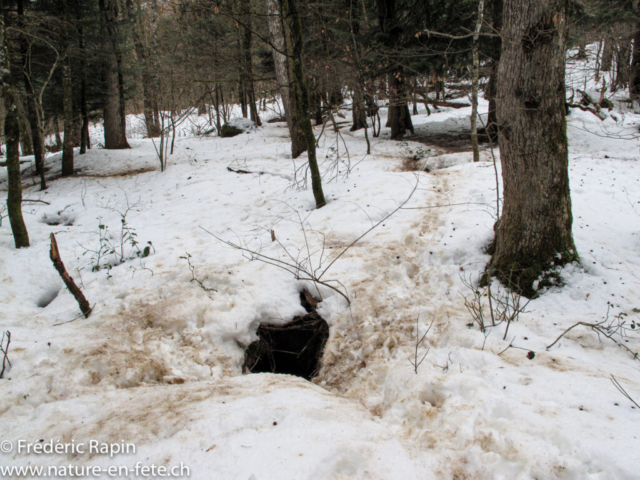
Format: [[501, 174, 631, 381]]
[[1, 48, 639, 479]]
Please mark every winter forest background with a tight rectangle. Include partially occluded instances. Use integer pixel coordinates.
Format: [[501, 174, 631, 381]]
[[0, 0, 639, 479]]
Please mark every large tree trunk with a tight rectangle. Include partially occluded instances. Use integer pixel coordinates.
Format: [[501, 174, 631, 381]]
[[377, 0, 413, 139], [61, 0, 74, 177], [488, 0, 576, 297], [1, 0, 29, 248], [100, 0, 129, 149], [388, 73, 414, 139], [285, 0, 326, 208]]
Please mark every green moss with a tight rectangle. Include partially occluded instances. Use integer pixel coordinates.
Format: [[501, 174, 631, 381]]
[[220, 124, 243, 138], [483, 246, 580, 299]]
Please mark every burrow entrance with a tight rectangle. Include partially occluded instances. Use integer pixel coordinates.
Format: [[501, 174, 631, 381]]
[[243, 290, 329, 380]]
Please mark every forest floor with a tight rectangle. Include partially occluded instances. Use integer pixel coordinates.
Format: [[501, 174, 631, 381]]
[[1, 52, 639, 479]]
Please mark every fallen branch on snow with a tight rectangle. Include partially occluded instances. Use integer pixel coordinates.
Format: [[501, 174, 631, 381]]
[[50, 233, 92, 318]]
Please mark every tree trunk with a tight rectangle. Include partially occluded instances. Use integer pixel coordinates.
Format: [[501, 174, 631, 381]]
[[100, 0, 129, 149], [348, 4, 368, 133], [486, 0, 502, 141], [268, 0, 306, 157], [265, 0, 292, 120], [127, 0, 160, 138], [76, 1, 90, 153], [616, 38, 631, 89], [488, 0, 576, 297], [241, 0, 261, 126], [18, 108, 33, 156], [388, 73, 414, 139], [351, 87, 368, 131], [1, 0, 29, 247], [61, 56, 74, 175], [54, 118, 62, 151], [61, 0, 74, 177], [601, 33, 613, 72], [285, 0, 326, 209], [470, 0, 485, 163], [24, 86, 45, 186], [214, 84, 222, 134], [630, 19, 640, 113], [17, 0, 46, 188], [377, 0, 413, 139], [116, 55, 127, 141]]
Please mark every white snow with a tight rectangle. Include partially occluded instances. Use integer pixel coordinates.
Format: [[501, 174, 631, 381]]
[[226, 117, 258, 132], [0, 45, 639, 479]]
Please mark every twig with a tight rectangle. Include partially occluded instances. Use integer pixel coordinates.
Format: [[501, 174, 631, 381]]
[[180, 253, 217, 292], [0, 331, 11, 378], [611, 375, 640, 408], [410, 317, 434, 374], [200, 176, 420, 306], [546, 307, 639, 361]]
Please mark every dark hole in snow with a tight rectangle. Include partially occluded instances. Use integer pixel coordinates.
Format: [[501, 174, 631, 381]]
[[37, 287, 60, 308], [39, 213, 75, 226], [243, 290, 329, 380]]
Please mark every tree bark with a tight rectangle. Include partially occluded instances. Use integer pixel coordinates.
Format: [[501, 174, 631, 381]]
[[127, 0, 160, 138], [18, 107, 33, 156], [285, 0, 326, 209], [1, 0, 29, 248], [616, 38, 631, 89], [241, 0, 261, 126], [267, 0, 306, 157], [388, 73, 414, 139], [601, 33, 613, 72], [100, 0, 129, 149], [470, 0, 485, 163], [75, 0, 90, 153], [377, 0, 413, 139], [54, 118, 62, 151], [61, 0, 74, 177], [630, 18, 640, 112], [351, 86, 368, 131], [265, 0, 292, 120], [488, 0, 577, 297], [486, 0, 502, 141]]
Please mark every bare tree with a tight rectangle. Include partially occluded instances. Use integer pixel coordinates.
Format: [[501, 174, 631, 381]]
[[1, 0, 29, 248], [99, 0, 130, 149], [61, 0, 74, 176]]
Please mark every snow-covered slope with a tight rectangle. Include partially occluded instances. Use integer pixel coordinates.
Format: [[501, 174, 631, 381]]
[[1, 48, 639, 479]]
